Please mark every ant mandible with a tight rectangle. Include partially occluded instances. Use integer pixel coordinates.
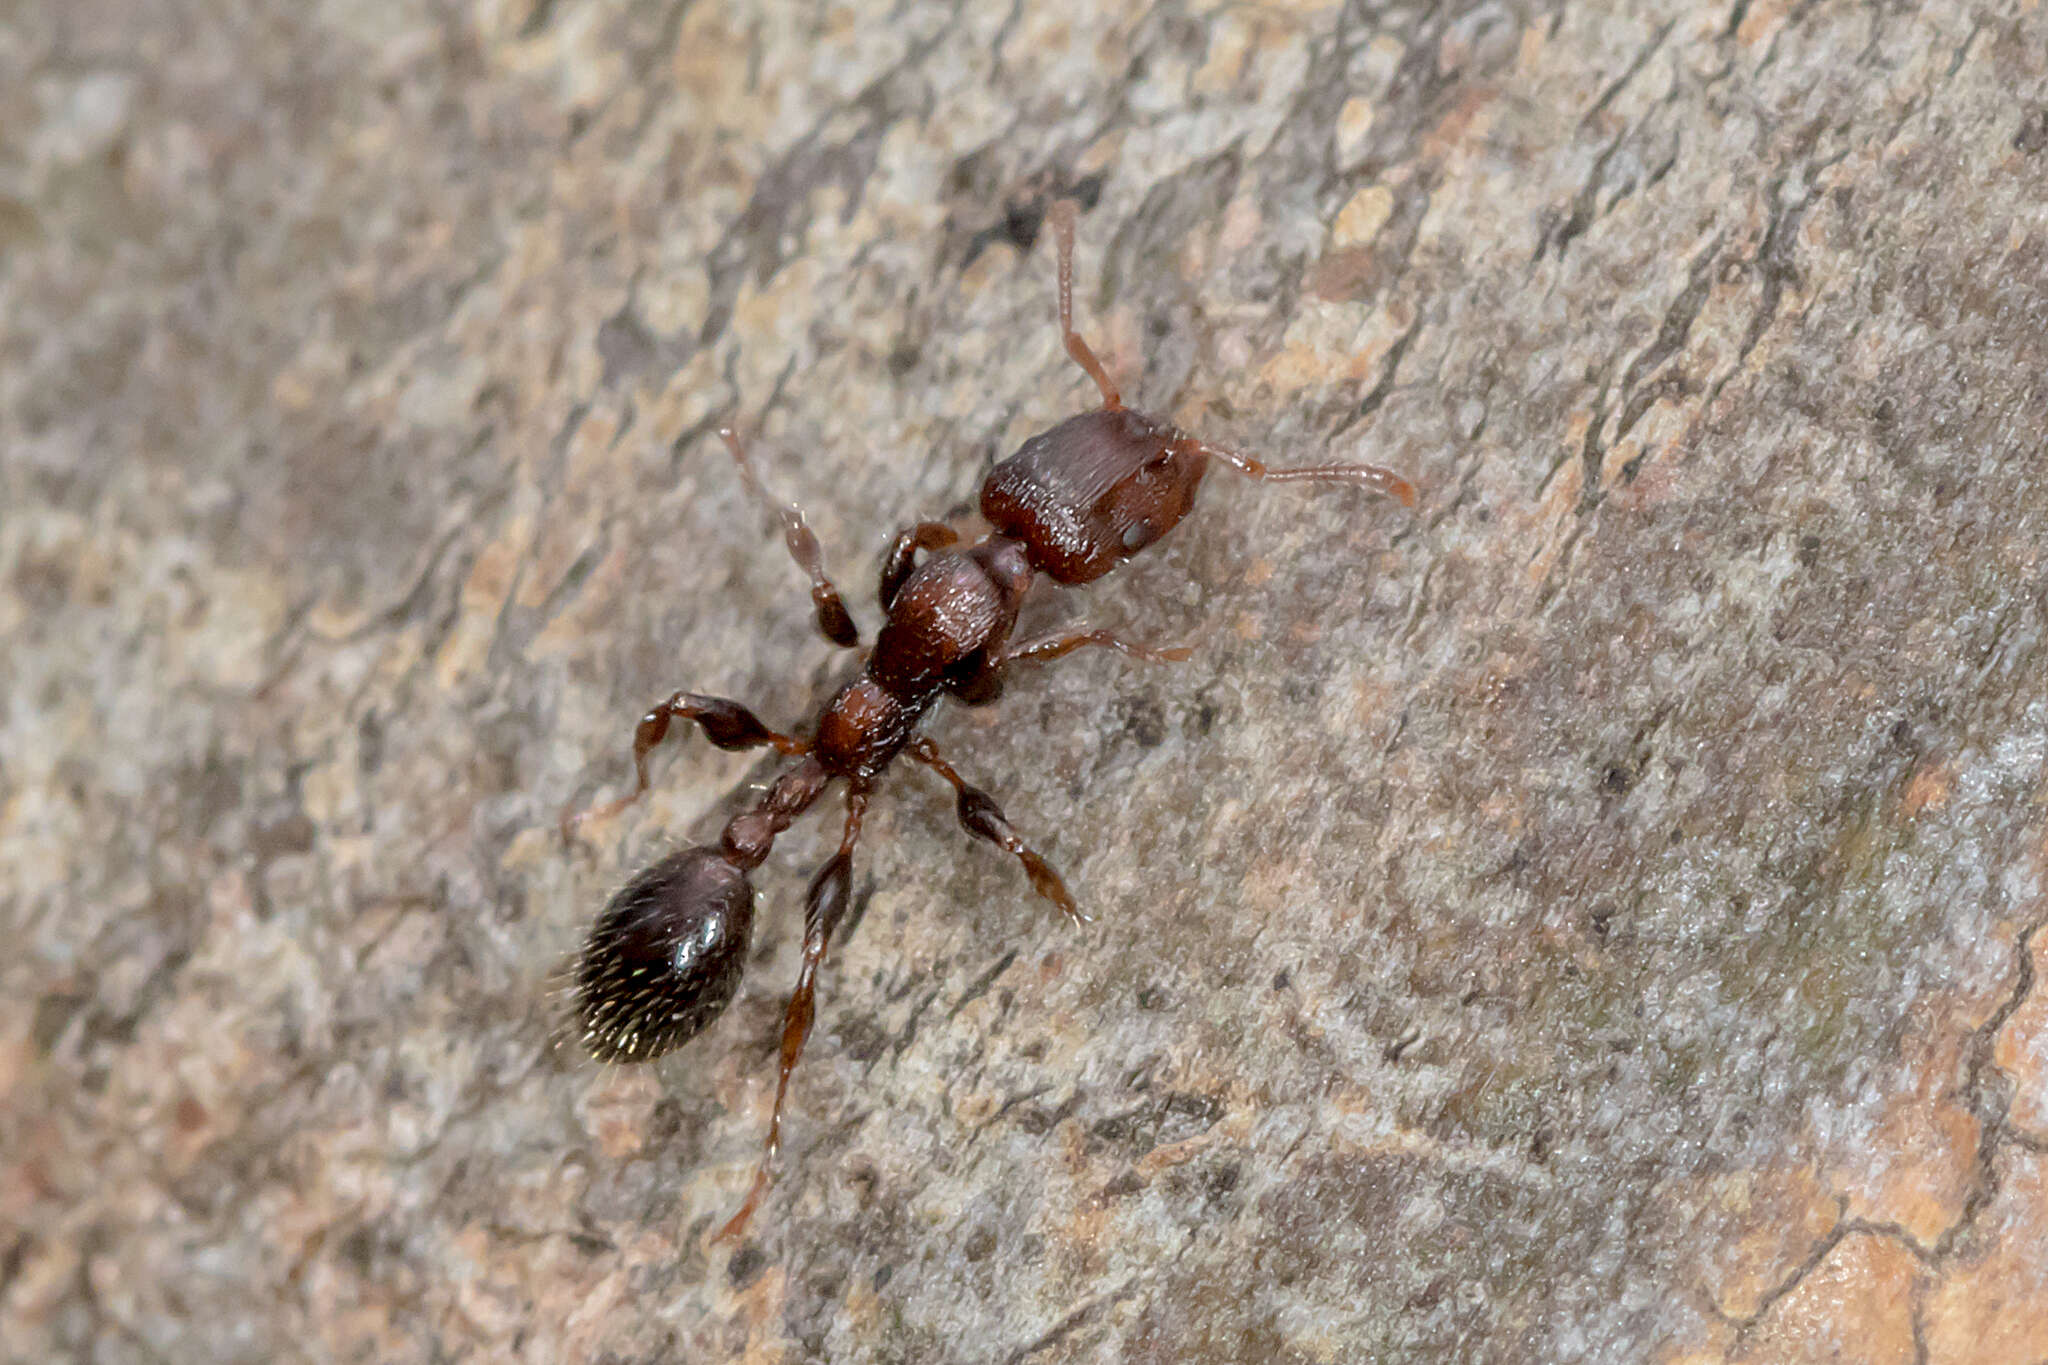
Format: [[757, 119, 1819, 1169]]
[[562, 200, 1416, 1243]]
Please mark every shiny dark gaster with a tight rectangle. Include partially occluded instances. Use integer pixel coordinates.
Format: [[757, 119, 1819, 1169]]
[[576, 848, 753, 1063], [562, 200, 1416, 1242]]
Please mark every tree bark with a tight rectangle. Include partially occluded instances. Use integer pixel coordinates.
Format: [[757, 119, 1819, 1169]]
[[5, 1, 2047, 1361]]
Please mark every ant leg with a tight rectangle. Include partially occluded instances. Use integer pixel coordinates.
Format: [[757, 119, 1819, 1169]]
[[878, 521, 958, 609], [714, 784, 867, 1244], [1047, 199, 1122, 411], [1194, 439, 1418, 509], [718, 426, 862, 647], [908, 737, 1086, 927], [996, 627, 1193, 669], [941, 629, 1187, 709], [561, 693, 806, 843]]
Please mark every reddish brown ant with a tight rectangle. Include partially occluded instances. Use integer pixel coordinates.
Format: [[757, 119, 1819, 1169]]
[[562, 200, 1416, 1242]]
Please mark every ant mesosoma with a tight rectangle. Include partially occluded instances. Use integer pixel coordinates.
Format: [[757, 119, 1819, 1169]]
[[562, 200, 1416, 1242]]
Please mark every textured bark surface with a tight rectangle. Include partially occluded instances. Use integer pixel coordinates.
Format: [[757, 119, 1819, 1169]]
[[6, 1, 2048, 1361]]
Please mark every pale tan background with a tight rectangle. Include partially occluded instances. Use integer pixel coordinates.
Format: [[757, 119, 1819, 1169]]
[[4, 0, 2048, 1361]]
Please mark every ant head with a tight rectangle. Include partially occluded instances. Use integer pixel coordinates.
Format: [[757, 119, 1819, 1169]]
[[980, 408, 1208, 584], [575, 847, 755, 1063]]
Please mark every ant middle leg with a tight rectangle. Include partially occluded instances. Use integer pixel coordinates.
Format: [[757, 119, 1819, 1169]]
[[908, 737, 1085, 927], [714, 783, 868, 1244], [718, 426, 861, 647], [939, 629, 1189, 709], [996, 627, 1193, 669], [878, 521, 958, 609], [1193, 438, 1418, 509], [561, 692, 805, 843], [1047, 199, 1121, 411]]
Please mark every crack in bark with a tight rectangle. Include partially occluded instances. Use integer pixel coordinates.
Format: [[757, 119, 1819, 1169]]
[[948, 948, 1020, 1021], [1933, 916, 2044, 1260], [1351, 311, 1423, 429], [1719, 917, 2047, 1347], [995, 1276, 1142, 1365], [1583, 19, 1677, 127]]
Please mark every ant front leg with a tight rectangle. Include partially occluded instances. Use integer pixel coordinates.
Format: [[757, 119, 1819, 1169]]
[[878, 521, 958, 609], [908, 737, 1086, 927], [1047, 199, 1121, 410], [561, 693, 806, 844], [714, 784, 867, 1244], [718, 426, 862, 647]]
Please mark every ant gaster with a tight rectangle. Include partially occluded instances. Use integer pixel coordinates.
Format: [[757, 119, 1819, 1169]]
[[563, 201, 1416, 1242]]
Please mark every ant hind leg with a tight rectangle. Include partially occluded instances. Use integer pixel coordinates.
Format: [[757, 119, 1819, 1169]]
[[712, 784, 868, 1244], [908, 737, 1086, 927], [560, 692, 805, 844]]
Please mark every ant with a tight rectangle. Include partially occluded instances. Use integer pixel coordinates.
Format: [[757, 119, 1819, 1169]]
[[561, 200, 1416, 1243]]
